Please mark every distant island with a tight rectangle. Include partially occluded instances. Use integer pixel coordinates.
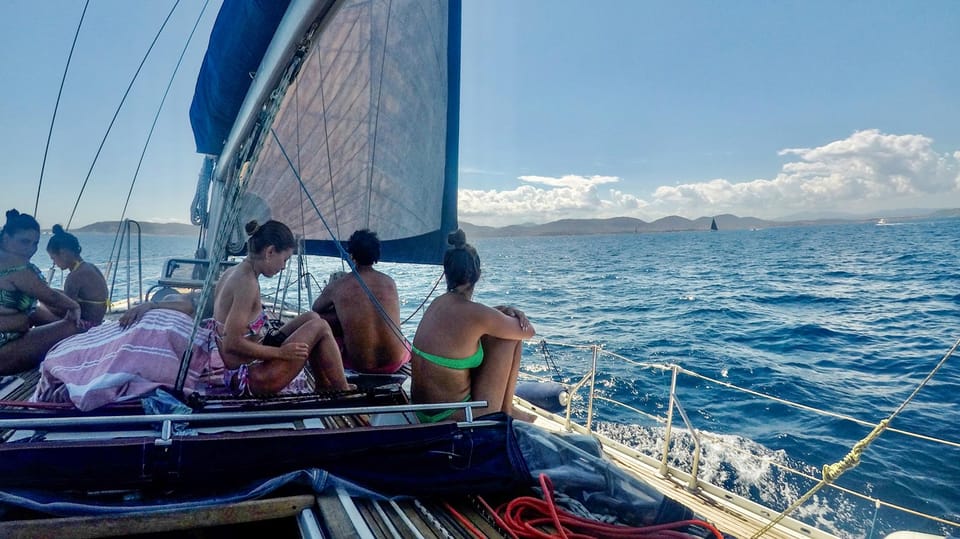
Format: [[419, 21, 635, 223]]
[[460, 208, 960, 238], [70, 208, 959, 239], [70, 221, 198, 236]]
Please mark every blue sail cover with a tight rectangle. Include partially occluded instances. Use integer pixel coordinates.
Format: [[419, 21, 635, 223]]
[[189, 0, 292, 155], [191, 0, 461, 264]]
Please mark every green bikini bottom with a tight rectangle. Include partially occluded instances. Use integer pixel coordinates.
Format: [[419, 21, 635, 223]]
[[415, 395, 471, 423]]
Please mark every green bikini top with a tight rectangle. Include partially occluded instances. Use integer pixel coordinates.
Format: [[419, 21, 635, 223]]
[[412, 343, 484, 370], [0, 263, 42, 314]]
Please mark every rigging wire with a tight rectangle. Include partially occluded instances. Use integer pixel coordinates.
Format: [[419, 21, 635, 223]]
[[104, 0, 211, 290], [34, 0, 90, 218], [365, 0, 394, 226], [175, 159, 249, 392], [751, 337, 960, 538], [314, 41, 342, 248], [65, 0, 181, 231], [400, 270, 444, 326], [268, 127, 409, 348], [293, 62, 309, 309]]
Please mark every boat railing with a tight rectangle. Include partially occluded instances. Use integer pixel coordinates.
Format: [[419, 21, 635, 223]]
[[106, 219, 145, 310], [522, 338, 960, 537], [0, 401, 493, 435]]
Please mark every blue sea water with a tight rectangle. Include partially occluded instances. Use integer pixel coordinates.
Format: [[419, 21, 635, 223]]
[[57, 218, 959, 538]]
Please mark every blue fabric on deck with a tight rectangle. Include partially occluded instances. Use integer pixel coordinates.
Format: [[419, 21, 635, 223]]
[[512, 420, 694, 527], [0, 469, 383, 517], [0, 413, 528, 517], [189, 0, 291, 155]]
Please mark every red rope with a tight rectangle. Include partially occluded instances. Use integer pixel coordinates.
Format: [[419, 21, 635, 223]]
[[494, 473, 725, 539], [443, 501, 486, 539], [476, 495, 520, 539]]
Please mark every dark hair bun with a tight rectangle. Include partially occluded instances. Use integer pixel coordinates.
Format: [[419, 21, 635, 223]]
[[447, 229, 467, 248], [52, 224, 65, 235], [6, 209, 20, 220], [244, 220, 260, 236]]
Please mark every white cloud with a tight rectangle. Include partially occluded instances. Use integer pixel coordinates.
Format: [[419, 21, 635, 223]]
[[460, 130, 960, 224], [459, 175, 650, 224], [518, 174, 620, 188], [654, 130, 960, 217]]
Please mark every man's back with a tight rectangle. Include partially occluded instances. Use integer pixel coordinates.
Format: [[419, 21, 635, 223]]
[[317, 266, 408, 373]]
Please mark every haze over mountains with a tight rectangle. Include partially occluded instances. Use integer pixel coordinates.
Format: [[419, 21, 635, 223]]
[[460, 208, 960, 238], [71, 209, 960, 238]]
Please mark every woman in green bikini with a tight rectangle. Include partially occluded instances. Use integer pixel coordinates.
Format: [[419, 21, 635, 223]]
[[0, 209, 82, 375], [410, 229, 536, 423]]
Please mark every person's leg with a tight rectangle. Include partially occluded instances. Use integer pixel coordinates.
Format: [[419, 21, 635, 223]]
[[315, 310, 348, 367], [276, 311, 316, 337], [29, 304, 61, 326], [471, 336, 534, 421], [247, 312, 349, 394], [0, 320, 79, 375], [302, 316, 350, 391]]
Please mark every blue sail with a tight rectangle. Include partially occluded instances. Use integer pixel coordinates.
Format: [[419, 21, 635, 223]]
[[190, 0, 460, 264], [189, 0, 292, 156]]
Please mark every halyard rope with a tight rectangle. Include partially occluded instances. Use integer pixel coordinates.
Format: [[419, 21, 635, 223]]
[[751, 337, 960, 538], [34, 0, 90, 217], [66, 0, 182, 231]]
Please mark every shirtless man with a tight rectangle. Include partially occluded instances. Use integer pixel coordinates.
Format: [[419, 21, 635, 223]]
[[312, 229, 410, 374]]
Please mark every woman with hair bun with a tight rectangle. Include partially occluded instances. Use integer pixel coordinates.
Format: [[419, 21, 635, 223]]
[[0, 209, 83, 375], [410, 229, 536, 423], [46, 224, 109, 328], [209, 219, 350, 395]]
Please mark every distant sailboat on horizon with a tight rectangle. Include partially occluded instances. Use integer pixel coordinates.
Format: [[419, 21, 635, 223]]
[[710, 217, 718, 231]]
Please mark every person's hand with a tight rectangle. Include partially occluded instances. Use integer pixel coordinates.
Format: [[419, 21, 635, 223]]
[[119, 302, 153, 329], [65, 303, 83, 329], [497, 305, 530, 331], [279, 341, 309, 362]]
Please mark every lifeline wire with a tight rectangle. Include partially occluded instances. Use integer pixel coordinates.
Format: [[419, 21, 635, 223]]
[[751, 337, 960, 538]]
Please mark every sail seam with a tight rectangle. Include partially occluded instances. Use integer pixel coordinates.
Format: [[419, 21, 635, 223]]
[[365, 0, 395, 227]]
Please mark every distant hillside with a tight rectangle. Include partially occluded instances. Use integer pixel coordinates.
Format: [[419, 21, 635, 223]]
[[72, 221, 197, 236], [929, 208, 960, 218], [460, 209, 959, 238], [461, 215, 778, 238]]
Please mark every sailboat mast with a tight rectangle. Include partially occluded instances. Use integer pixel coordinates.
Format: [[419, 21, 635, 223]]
[[202, 0, 337, 259]]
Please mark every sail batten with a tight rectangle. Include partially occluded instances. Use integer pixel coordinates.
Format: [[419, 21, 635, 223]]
[[191, 0, 460, 265]]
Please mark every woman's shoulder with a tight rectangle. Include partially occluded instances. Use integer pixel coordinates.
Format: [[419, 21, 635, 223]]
[[68, 264, 108, 288], [81, 262, 106, 277], [0, 261, 43, 280]]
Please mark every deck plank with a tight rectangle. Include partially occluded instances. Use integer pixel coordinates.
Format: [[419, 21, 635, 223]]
[[0, 494, 313, 539]]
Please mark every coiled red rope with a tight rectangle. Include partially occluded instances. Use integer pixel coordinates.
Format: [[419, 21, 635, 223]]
[[490, 474, 724, 539]]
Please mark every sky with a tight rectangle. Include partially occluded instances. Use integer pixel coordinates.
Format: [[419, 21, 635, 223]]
[[1, 0, 959, 229]]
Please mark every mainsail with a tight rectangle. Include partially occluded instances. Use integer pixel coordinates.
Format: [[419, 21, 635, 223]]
[[190, 0, 460, 264]]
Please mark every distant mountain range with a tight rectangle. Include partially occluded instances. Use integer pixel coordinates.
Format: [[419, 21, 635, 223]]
[[71, 208, 959, 239], [71, 221, 197, 236], [460, 208, 960, 238]]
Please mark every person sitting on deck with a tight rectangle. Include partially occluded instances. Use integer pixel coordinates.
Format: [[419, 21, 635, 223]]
[[311, 229, 410, 374], [38, 224, 110, 330], [0, 209, 82, 375], [410, 229, 536, 423], [212, 219, 351, 396]]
